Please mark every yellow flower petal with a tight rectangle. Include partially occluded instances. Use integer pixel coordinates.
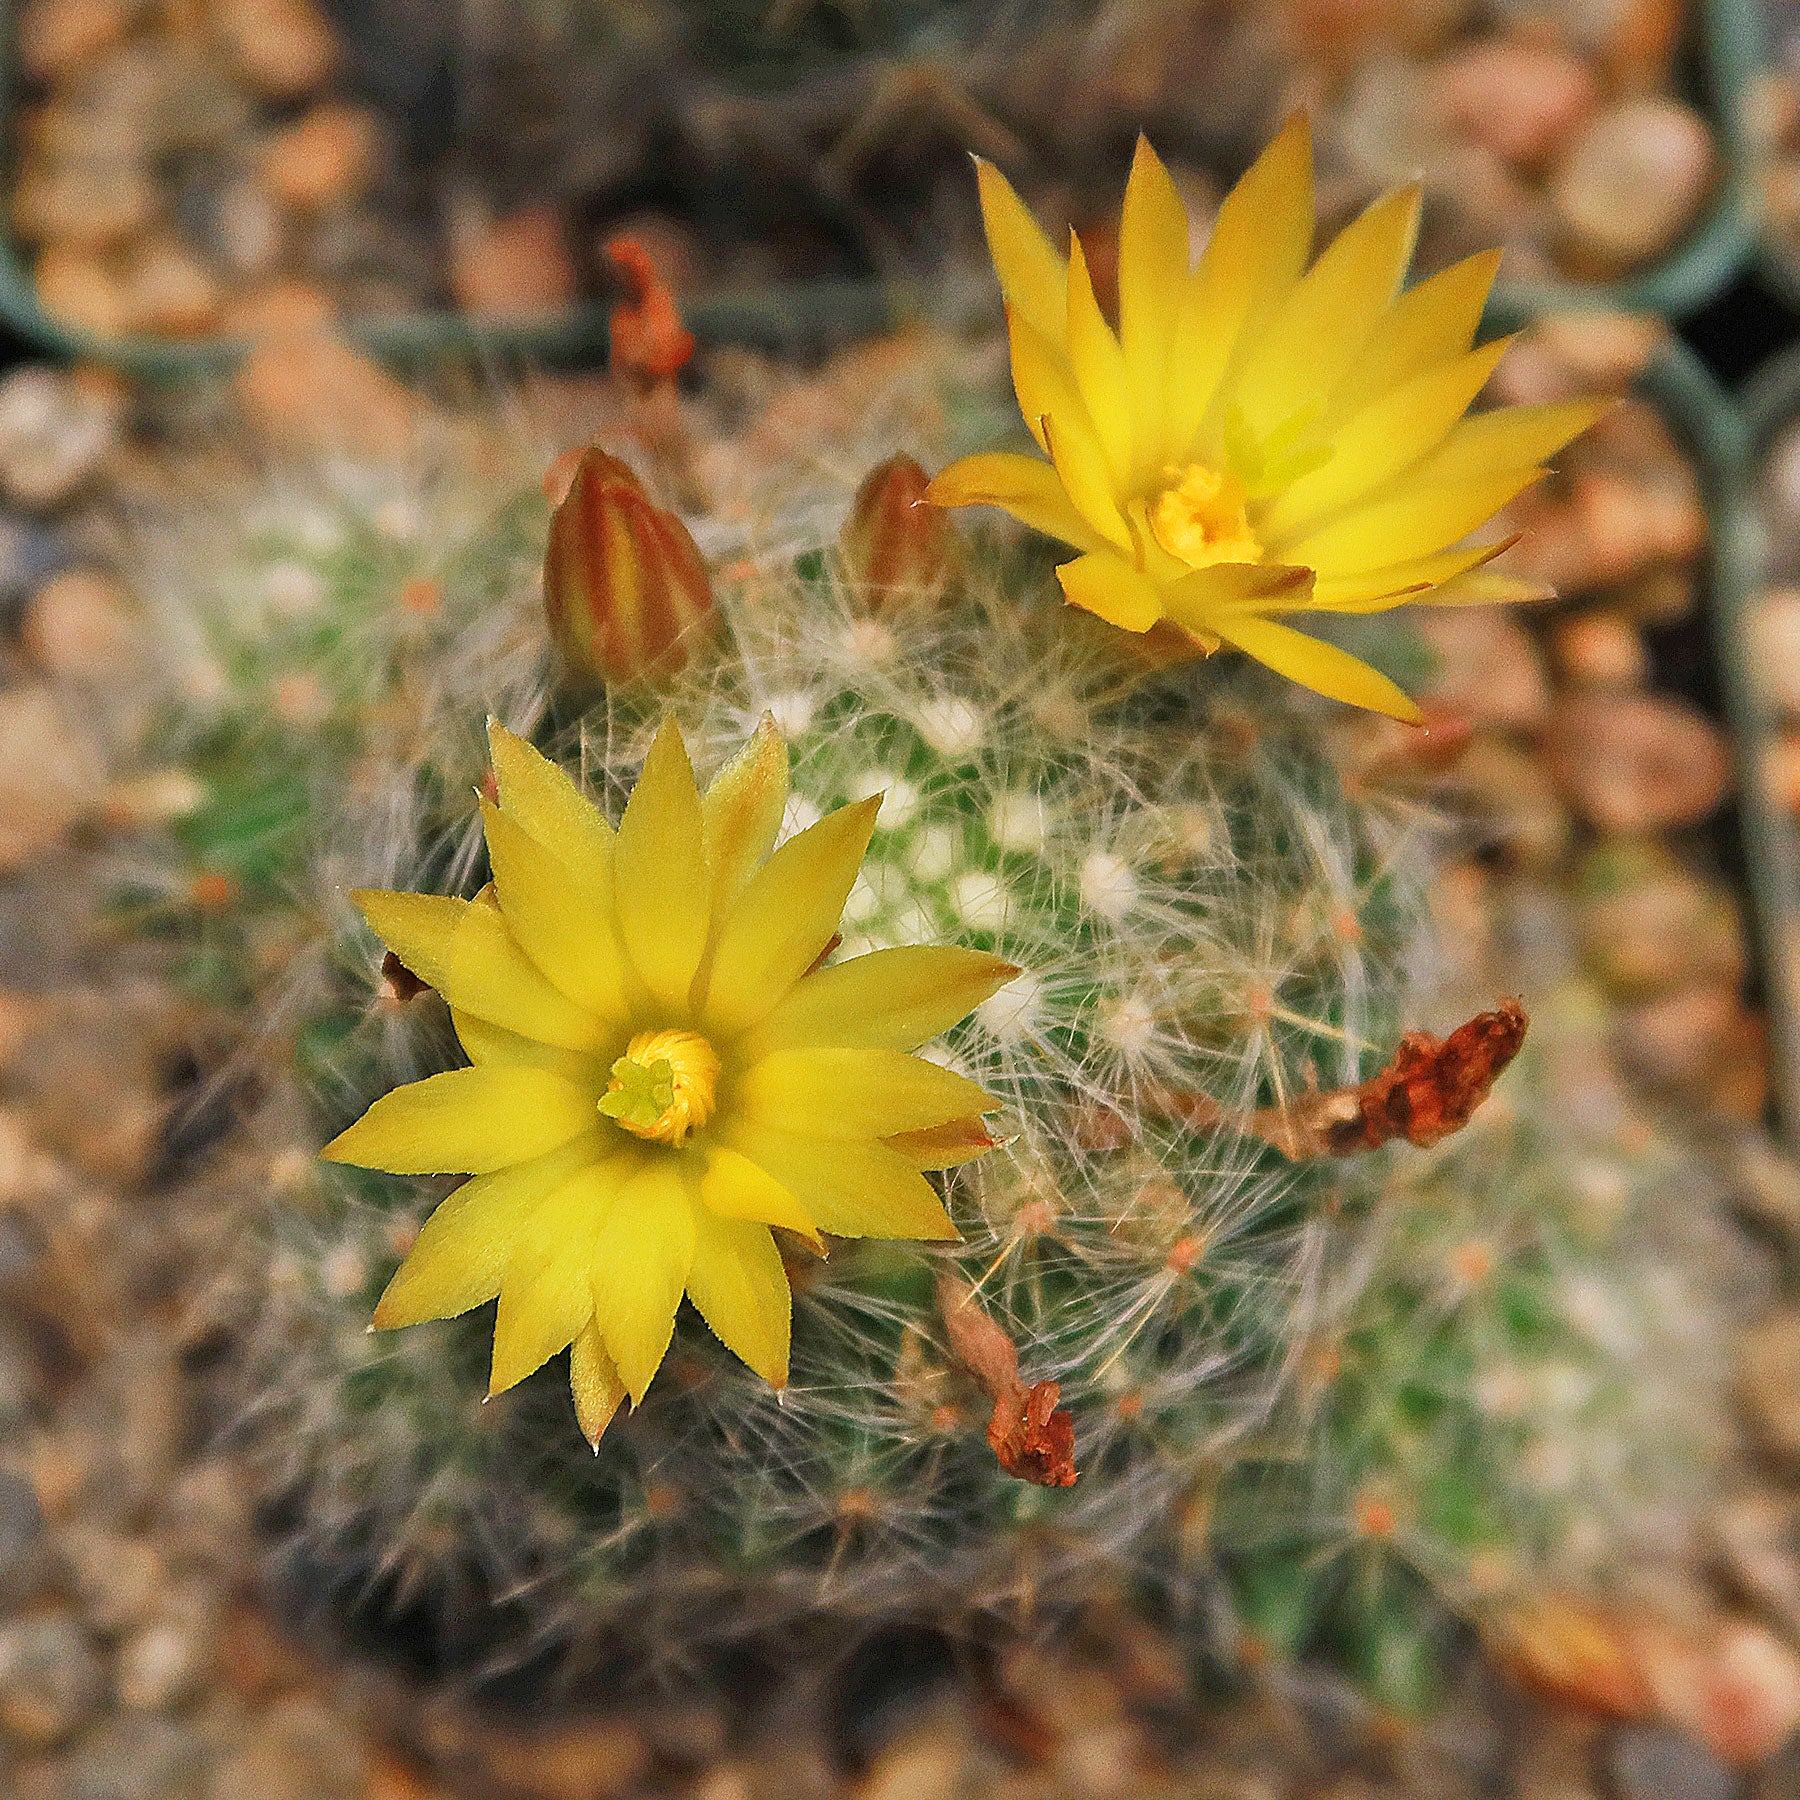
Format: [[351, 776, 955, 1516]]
[[882, 1116, 1005, 1169], [1118, 134, 1191, 477], [1425, 569, 1556, 606], [1309, 541, 1510, 613], [699, 1146, 821, 1246], [684, 1212, 791, 1388], [489, 1160, 625, 1395], [1230, 183, 1421, 440], [1283, 469, 1542, 578], [974, 157, 1068, 346], [742, 945, 1020, 1056], [1041, 413, 1133, 555], [321, 1066, 599, 1174], [1006, 305, 1080, 456], [480, 798, 633, 1024], [1056, 550, 1164, 633], [451, 1009, 600, 1082], [1066, 232, 1133, 482], [1160, 561, 1312, 627], [354, 889, 606, 1052], [1208, 612, 1424, 723], [1166, 113, 1313, 455], [486, 719, 614, 896], [740, 1046, 995, 1140], [699, 714, 789, 917], [370, 1135, 604, 1330], [1325, 248, 1502, 425], [569, 1319, 628, 1448], [1260, 336, 1512, 541], [614, 717, 711, 1010], [593, 1156, 698, 1403], [1407, 397, 1613, 489], [926, 452, 1108, 555], [725, 1122, 959, 1241], [701, 795, 881, 1037]]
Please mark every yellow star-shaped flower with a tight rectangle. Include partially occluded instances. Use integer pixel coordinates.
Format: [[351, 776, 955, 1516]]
[[324, 717, 1017, 1445], [929, 117, 1608, 721]]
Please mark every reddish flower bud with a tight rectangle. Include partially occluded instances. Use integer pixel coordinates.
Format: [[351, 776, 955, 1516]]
[[839, 454, 957, 606], [543, 447, 715, 687]]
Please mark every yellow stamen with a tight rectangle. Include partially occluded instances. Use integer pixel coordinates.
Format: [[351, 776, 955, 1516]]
[[600, 1027, 721, 1146], [1148, 463, 1262, 571]]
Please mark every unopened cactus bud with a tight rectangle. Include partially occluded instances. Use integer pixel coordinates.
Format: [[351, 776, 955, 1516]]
[[543, 446, 715, 685], [840, 454, 956, 605]]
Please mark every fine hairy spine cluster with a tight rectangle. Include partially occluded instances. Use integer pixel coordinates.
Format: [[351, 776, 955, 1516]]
[[131, 409, 1735, 1704]]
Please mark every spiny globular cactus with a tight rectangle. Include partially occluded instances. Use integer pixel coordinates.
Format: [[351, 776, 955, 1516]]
[[122, 131, 1734, 1707]]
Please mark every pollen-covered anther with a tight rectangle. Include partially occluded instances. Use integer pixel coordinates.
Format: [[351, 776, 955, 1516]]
[[599, 1027, 721, 1145], [1148, 463, 1263, 571]]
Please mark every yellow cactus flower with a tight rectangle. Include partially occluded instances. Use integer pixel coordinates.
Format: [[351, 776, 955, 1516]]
[[324, 716, 1017, 1445], [928, 118, 1607, 721]]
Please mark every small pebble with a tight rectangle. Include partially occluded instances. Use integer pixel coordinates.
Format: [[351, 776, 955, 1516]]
[[62, 1525, 165, 1633], [0, 1613, 107, 1750], [0, 685, 108, 871], [0, 1470, 48, 1609], [0, 367, 120, 511], [122, 234, 221, 337], [21, 568, 137, 681], [1550, 612, 1648, 688], [33, 244, 132, 339], [448, 204, 577, 321], [1550, 97, 1717, 273], [65, 1714, 206, 1800], [1418, 609, 1550, 732], [1742, 1311, 1800, 1469], [17, 0, 133, 84], [1547, 692, 1731, 835], [232, 329, 419, 458], [1749, 590, 1800, 716], [1430, 40, 1597, 169], [262, 103, 377, 213], [116, 1611, 214, 1713], [206, 1695, 365, 1800], [1605, 1724, 1741, 1800], [211, 0, 337, 100]]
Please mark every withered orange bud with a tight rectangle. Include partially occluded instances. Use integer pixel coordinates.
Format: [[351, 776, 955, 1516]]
[[604, 237, 695, 387], [543, 446, 715, 687], [840, 454, 957, 605]]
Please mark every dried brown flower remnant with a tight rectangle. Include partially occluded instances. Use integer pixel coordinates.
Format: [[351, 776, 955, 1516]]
[[1156, 1000, 1528, 1160], [988, 1380, 1077, 1488], [1338, 998, 1529, 1152], [378, 950, 429, 1004], [936, 1272, 1077, 1487], [604, 237, 695, 387]]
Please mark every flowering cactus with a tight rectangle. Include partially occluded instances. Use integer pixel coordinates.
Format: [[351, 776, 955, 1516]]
[[122, 127, 1727, 1708]]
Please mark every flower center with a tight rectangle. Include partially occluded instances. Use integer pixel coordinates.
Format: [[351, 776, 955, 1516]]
[[599, 1028, 720, 1146], [1148, 463, 1262, 571]]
